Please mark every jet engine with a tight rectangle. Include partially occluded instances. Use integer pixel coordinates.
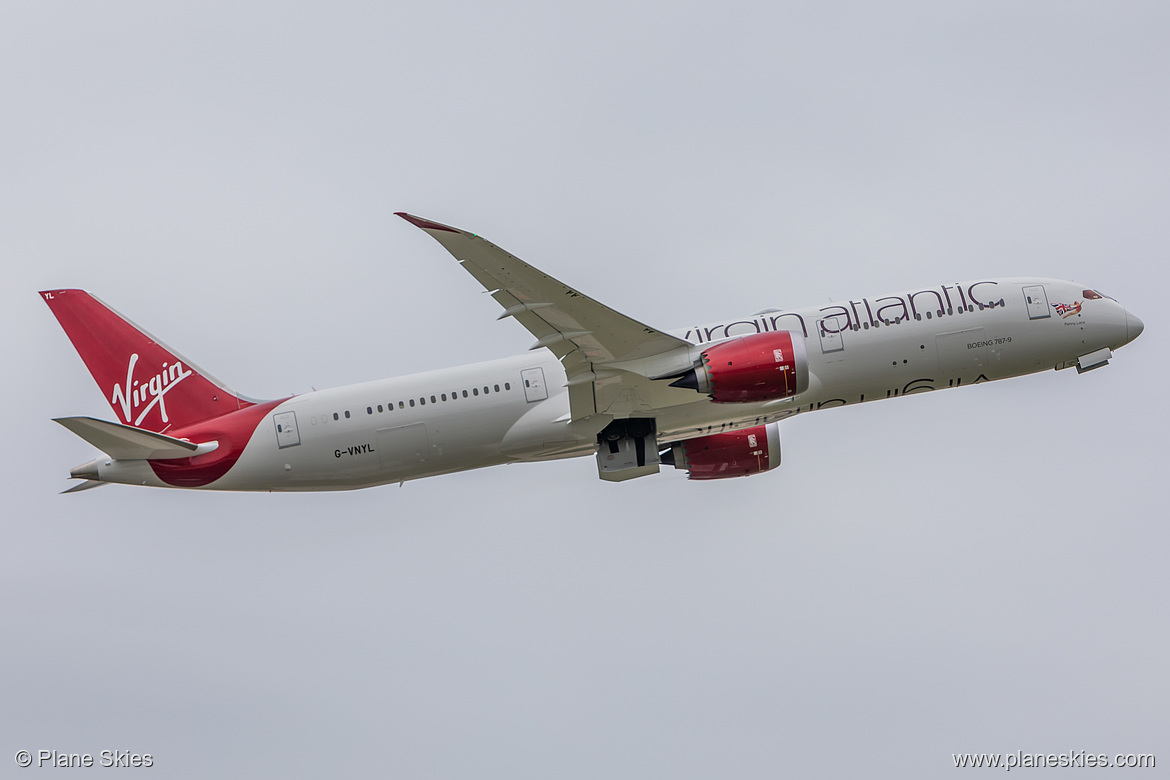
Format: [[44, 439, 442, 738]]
[[670, 331, 809, 403], [661, 423, 781, 480]]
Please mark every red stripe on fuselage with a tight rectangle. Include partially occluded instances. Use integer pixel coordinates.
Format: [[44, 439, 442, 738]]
[[148, 399, 287, 487]]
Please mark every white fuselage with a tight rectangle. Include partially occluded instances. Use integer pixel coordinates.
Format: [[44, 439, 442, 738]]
[[91, 277, 1140, 490]]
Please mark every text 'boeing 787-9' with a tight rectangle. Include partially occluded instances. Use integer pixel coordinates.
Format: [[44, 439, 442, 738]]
[[43, 213, 1144, 492]]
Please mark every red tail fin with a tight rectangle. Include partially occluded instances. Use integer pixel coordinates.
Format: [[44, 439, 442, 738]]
[[41, 289, 254, 433]]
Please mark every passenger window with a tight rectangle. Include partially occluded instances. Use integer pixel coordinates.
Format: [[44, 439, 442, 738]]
[[367, 406, 372, 415], [377, 404, 383, 413], [398, 401, 404, 409], [462, 390, 468, 398], [441, 393, 447, 401], [483, 386, 489, 394], [504, 382, 511, 390], [431, 395, 436, 403], [333, 412, 339, 421], [494, 384, 500, 392], [473, 388, 479, 396], [344, 410, 351, 419], [420, 397, 426, 406], [409, 399, 415, 407]]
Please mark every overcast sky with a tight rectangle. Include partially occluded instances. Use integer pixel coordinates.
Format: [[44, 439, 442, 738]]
[[2, 2, 1167, 777]]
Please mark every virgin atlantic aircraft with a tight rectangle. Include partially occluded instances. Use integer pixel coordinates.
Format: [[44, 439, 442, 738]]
[[43, 213, 1145, 492]]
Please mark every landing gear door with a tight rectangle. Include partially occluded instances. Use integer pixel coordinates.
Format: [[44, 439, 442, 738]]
[[521, 367, 548, 402], [817, 315, 845, 353], [1022, 285, 1051, 320], [273, 411, 301, 448]]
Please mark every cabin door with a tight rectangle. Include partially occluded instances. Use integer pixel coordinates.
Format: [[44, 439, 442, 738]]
[[521, 367, 548, 402], [1022, 285, 1051, 319], [817, 315, 846, 353], [273, 411, 301, 448]]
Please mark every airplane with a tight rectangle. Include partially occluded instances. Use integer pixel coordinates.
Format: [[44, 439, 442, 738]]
[[43, 213, 1145, 493]]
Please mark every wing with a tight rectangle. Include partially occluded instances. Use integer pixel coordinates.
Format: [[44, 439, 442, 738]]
[[396, 213, 689, 362], [397, 213, 699, 426]]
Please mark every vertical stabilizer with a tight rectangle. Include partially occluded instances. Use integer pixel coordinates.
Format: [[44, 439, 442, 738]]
[[40, 289, 253, 433]]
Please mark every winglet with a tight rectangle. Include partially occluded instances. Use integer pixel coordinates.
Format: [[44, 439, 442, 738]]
[[395, 212, 461, 234]]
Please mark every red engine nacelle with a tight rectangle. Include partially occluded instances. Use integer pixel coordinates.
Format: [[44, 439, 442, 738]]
[[670, 331, 809, 403], [663, 423, 781, 480]]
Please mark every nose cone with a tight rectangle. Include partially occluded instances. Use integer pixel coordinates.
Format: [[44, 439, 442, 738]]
[[1126, 310, 1145, 344]]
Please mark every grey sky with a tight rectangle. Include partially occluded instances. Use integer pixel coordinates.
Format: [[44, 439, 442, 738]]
[[2, 2, 1167, 777]]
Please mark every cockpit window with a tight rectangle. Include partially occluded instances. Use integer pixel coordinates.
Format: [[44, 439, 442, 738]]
[[1083, 289, 1104, 300]]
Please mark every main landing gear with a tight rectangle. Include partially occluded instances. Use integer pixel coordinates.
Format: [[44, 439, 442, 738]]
[[595, 418, 660, 482]]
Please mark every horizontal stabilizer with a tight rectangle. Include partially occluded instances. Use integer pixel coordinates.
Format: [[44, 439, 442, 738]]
[[54, 417, 218, 460], [62, 480, 107, 494]]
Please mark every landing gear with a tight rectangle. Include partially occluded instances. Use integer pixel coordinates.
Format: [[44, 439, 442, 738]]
[[595, 418, 660, 482]]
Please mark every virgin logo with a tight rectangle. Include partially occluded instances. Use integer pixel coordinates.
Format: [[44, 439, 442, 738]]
[[110, 353, 193, 427]]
